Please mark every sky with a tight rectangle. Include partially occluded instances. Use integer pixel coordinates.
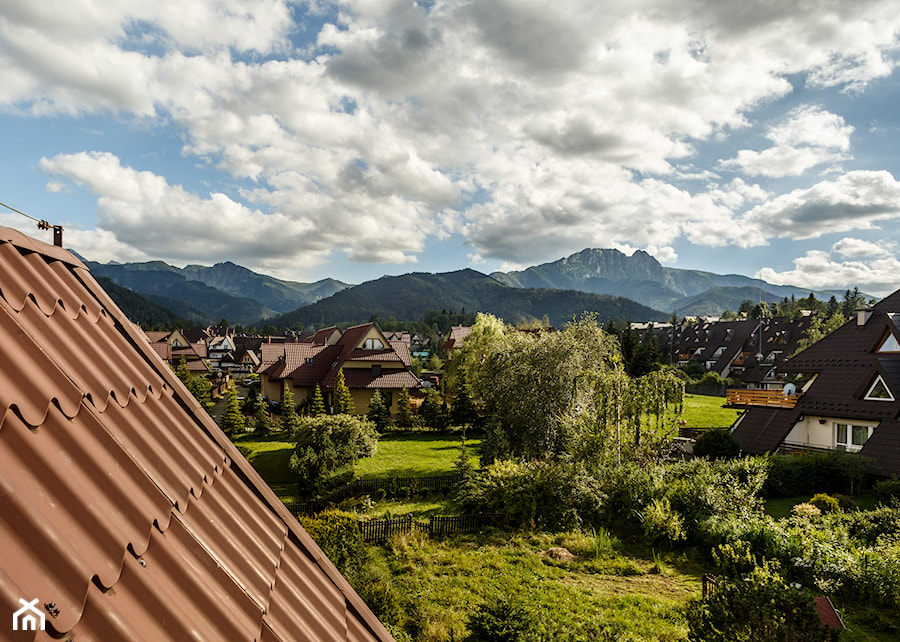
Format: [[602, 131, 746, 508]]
[[2, 1, 900, 296]]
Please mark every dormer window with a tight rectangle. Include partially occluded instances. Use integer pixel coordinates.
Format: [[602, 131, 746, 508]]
[[877, 333, 900, 353], [363, 338, 384, 350], [864, 375, 894, 401], [372, 364, 382, 377], [305, 357, 314, 365]]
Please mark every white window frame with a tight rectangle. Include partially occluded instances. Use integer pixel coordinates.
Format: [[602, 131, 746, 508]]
[[834, 422, 874, 451], [864, 375, 895, 401], [363, 337, 384, 350]]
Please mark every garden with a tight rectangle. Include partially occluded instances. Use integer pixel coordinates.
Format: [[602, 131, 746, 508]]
[[229, 314, 900, 641]]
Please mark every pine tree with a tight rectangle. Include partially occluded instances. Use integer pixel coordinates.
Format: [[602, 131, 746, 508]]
[[281, 382, 302, 436], [395, 387, 415, 428], [419, 388, 449, 430], [332, 368, 354, 415], [450, 368, 477, 427], [309, 384, 327, 416], [367, 390, 391, 431], [219, 380, 246, 437], [253, 394, 273, 437]]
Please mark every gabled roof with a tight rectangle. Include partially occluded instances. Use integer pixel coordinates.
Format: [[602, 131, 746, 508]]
[[731, 407, 801, 454], [0, 226, 391, 641]]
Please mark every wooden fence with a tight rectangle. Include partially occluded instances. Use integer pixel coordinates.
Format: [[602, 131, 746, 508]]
[[283, 473, 461, 516], [358, 513, 506, 543]]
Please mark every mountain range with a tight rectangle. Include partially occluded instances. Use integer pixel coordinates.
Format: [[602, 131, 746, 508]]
[[85, 248, 847, 328], [491, 248, 843, 316]]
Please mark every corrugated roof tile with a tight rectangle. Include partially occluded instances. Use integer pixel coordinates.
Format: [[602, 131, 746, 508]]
[[0, 227, 393, 641]]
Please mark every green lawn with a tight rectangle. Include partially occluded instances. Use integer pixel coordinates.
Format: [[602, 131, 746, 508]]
[[233, 432, 301, 502], [681, 393, 741, 429], [353, 432, 481, 479]]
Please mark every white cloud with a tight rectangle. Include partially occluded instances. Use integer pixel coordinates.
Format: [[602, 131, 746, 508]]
[[2, 0, 899, 278], [756, 250, 900, 297], [739, 171, 900, 246], [719, 106, 854, 177], [832, 237, 893, 258]]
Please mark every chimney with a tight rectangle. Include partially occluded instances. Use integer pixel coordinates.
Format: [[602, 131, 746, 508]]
[[857, 308, 873, 326]]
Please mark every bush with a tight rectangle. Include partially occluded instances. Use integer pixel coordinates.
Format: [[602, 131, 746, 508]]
[[289, 414, 378, 492], [808, 493, 841, 514], [698, 371, 724, 387], [762, 451, 851, 498], [874, 477, 900, 503], [298, 509, 366, 577], [791, 503, 821, 519], [686, 562, 824, 642], [692, 428, 740, 459], [460, 460, 606, 531]]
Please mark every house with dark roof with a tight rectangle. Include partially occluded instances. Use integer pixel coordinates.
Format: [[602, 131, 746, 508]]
[[731, 290, 900, 477], [0, 225, 393, 640], [257, 323, 421, 414]]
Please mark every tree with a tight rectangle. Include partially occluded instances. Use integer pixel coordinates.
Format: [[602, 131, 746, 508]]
[[366, 390, 391, 432], [332, 368, 354, 415], [450, 367, 478, 427], [464, 313, 623, 459], [394, 387, 416, 428], [252, 394, 274, 437], [419, 388, 449, 430], [219, 379, 246, 437], [175, 356, 213, 410], [281, 382, 302, 436], [289, 414, 378, 491], [309, 384, 327, 416]]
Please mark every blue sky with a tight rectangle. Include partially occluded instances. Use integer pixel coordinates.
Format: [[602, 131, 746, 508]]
[[3, 0, 900, 295]]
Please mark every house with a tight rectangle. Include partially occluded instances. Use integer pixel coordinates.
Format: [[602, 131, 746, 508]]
[[0, 225, 392, 640], [145, 328, 211, 373], [257, 323, 421, 414], [645, 316, 813, 389], [730, 289, 900, 477], [442, 325, 472, 358]]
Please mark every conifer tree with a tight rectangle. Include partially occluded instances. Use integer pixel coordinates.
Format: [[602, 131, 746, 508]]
[[450, 367, 477, 427], [309, 384, 327, 416], [281, 382, 302, 436], [219, 379, 246, 437], [366, 390, 391, 432], [332, 368, 354, 415], [395, 387, 416, 428], [253, 394, 273, 436]]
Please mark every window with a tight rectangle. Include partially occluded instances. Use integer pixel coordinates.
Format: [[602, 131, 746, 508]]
[[877, 333, 900, 353], [835, 423, 873, 451], [864, 375, 894, 401], [363, 338, 384, 350], [305, 357, 314, 365]]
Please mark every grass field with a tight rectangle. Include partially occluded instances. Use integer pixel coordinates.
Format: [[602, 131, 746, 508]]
[[375, 530, 701, 641], [681, 393, 741, 429], [233, 433, 300, 502], [354, 432, 481, 478]]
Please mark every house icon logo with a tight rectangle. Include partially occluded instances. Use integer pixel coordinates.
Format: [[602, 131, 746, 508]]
[[12, 598, 45, 631]]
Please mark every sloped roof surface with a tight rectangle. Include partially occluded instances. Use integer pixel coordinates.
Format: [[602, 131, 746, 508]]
[[0, 226, 391, 641], [860, 419, 900, 477], [731, 407, 800, 454]]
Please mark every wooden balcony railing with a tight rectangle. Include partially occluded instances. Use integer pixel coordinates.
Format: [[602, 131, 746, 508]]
[[725, 389, 799, 408]]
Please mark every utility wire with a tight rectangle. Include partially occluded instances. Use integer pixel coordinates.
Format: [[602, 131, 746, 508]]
[[0, 200, 64, 246]]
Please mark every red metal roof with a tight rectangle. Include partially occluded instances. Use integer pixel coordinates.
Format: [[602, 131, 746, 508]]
[[0, 226, 392, 641]]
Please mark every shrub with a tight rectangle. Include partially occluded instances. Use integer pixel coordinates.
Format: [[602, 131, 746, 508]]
[[692, 428, 740, 459], [791, 503, 821, 519], [298, 509, 366, 577], [640, 497, 686, 545], [290, 414, 378, 492], [460, 460, 606, 531], [763, 451, 850, 498], [686, 562, 824, 642], [808, 493, 841, 514], [874, 477, 900, 503], [833, 493, 858, 511]]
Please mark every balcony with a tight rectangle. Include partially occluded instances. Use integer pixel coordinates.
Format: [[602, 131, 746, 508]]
[[725, 389, 799, 408]]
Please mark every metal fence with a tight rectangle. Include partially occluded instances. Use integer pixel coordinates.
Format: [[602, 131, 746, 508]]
[[357, 513, 506, 543]]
